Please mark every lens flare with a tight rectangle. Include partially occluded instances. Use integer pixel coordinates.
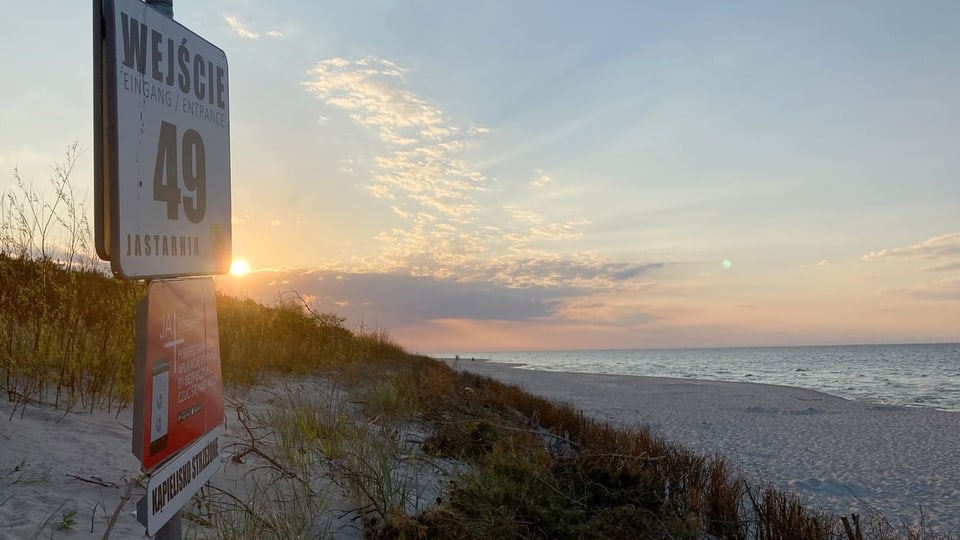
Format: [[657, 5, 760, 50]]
[[722, 260, 732, 270]]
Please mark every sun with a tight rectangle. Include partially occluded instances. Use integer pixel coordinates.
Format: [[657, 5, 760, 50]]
[[229, 259, 250, 276]]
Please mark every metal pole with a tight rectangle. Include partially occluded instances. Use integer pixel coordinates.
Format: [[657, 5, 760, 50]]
[[154, 514, 181, 540], [145, 0, 178, 537], [144, 0, 173, 18]]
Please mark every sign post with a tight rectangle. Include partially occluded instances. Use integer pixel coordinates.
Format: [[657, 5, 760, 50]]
[[95, 0, 231, 536], [97, 0, 231, 278]]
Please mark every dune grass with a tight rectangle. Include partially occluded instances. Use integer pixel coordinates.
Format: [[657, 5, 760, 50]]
[[2, 151, 953, 539]]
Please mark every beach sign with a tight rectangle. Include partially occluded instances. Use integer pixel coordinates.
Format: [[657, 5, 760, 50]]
[[93, 0, 230, 534], [133, 278, 224, 471], [137, 429, 221, 535], [95, 0, 232, 278], [132, 277, 224, 533]]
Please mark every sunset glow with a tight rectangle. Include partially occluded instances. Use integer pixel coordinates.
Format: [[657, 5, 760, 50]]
[[229, 260, 250, 276], [3, 2, 958, 352]]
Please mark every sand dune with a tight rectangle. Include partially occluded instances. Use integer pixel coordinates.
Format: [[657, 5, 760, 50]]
[[0, 381, 362, 539], [3, 361, 959, 537]]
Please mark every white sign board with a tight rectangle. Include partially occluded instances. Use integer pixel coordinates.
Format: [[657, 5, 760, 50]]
[[101, 0, 231, 278], [138, 428, 221, 535]]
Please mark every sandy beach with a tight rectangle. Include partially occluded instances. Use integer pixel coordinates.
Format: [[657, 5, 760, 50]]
[[0, 401, 146, 539], [444, 358, 960, 533]]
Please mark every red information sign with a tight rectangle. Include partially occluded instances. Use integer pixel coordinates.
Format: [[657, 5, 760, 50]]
[[133, 278, 224, 470]]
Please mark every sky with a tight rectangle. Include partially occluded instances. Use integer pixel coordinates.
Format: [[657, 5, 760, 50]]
[[2, 1, 959, 353]]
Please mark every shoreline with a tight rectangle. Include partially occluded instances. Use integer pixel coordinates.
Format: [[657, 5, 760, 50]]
[[440, 356, 862, 406], [436, 355, 960, 413], [440, 357, 960, 532]]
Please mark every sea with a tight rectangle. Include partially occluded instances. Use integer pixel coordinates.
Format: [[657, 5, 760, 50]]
[[438, 343, 960, 412]]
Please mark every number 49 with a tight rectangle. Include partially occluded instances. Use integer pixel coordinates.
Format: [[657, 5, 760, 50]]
[[153, 121, 206, 223]]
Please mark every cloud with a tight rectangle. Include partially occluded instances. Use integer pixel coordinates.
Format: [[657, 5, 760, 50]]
[[862, 233, 960, 303], [303, 57, 489, 225], [531, 169, 553, 188], [552, 294, 658, 326], [506, 207, 545, 226], [514, 218, 591, 243], [219, 269, 571, 328], [448, 257, 663, 290], [881, 277, 960, 301], [218, 260, 669, 335], [304, 58, 447, 145], [927, 261, 960, 272], [222, 16, 284, 40], [224, 16, 260, 39], [861, 233, 960, 267], [301, 56, 659, 296], [611, 265, 657, 281]]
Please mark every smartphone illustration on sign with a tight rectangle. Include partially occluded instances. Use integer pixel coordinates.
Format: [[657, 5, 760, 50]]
[[150, 358, 169, 454]]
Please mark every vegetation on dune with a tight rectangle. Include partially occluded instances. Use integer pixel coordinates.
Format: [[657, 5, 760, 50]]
[[2, 150, 952, 539]]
